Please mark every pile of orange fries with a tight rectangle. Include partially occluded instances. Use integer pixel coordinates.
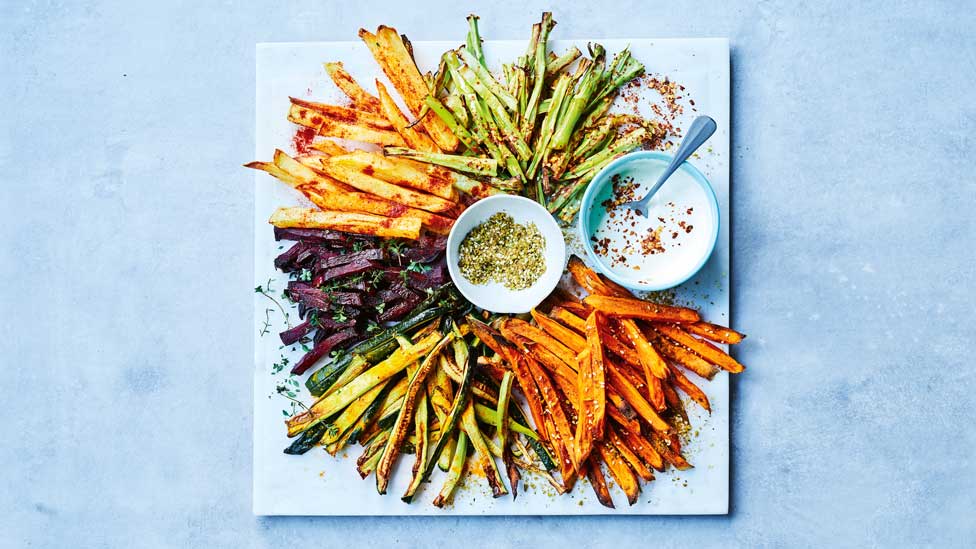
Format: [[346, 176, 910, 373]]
[[469, 257, 745, 506]]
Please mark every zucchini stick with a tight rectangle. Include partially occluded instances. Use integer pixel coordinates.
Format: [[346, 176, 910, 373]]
[[401, 391, 430, 501], [376, 331, 455, 494], [404, 341, 479, 503], [461, 401, 508, 498], [432, 431, 468, 507]]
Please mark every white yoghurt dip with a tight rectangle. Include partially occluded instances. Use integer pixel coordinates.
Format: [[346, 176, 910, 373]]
[[584, 160, 715, 289]]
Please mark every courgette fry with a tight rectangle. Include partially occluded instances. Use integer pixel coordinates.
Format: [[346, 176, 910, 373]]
[[431, 431, 468, 508], [460, 400, 508, 498], [404, 340, 479, 503], [289, 332, 440, 436], [402, 390, 430, 501], [320, 377, 392, 447], [376, 331, 454, 494], [283, 421, 328, 455], [357, 429, 390, 479]]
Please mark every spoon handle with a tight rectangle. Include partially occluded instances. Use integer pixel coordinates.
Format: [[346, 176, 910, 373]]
[[643, 116, 717, 201]]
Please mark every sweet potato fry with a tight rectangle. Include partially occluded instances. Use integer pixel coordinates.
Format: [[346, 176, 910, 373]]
[[359, 27, 459, 151], [501, 318, 578, 371], [660, 380, 689, 425], [329, 148, 455, 200], [684, 321, 746, 345], [567, 256, 631, 298], [290, 96, 392, 130], [607, 426, 654, 482], [616, 318, 667, 409], [318, 159, 457, 215], [601, 327, 641, 366], [324, 61, 383, 113], [615, 424, 664, 472], [574, 312, 607, 466], [585, 456, 615, 508], [649, 431, 693, 471], [618, 319, 668, 379], [597, 443, 640, 505], [531, 309, 587, 354], [668, 363, 711, 412], [558, 300, 593, 318], [551, 306, 586, 334], [605, 359, 670, 433], [503, 330, 577, 387], [269, 207, 421, 239], [375, 80, 440, 153], [655, 324, 745, 374], [584, 295, 700, 323], [523, 355, 577, 479], [647, 329, 717, 380]]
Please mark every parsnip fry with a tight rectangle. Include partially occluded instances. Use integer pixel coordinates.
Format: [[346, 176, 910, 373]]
[[290, 96, 392, 130], [318, 158, 458, 215], [287, 103, 405, 146], [309, 139, 350, 157], [324, 61, 384, 113], [584, 295, 700, 323], [329, 148, 455, 200], [359, 27, 459, 151], [269, 207, 421, 239], [375, 80, 440, 153], [655, 323, 745, 373], [300, 185, 453, 235]]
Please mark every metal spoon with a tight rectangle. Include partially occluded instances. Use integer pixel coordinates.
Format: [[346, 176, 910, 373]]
[[622, 115, 716, 216]]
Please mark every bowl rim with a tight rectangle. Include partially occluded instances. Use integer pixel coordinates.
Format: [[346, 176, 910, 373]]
[[446, 194, 566, 313], [577, 150, 720, 292]]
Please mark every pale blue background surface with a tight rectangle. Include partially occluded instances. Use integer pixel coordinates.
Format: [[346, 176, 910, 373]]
[[1, 1, 974, 547]]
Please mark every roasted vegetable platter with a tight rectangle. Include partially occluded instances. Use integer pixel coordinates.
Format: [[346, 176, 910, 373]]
[[253, 34, 731, 515]]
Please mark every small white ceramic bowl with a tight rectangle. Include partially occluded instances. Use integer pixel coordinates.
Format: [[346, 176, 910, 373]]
[[446, 195, 566, 314]]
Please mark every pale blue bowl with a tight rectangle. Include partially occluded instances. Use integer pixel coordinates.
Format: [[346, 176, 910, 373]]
[[577, 151, 720, 291]]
